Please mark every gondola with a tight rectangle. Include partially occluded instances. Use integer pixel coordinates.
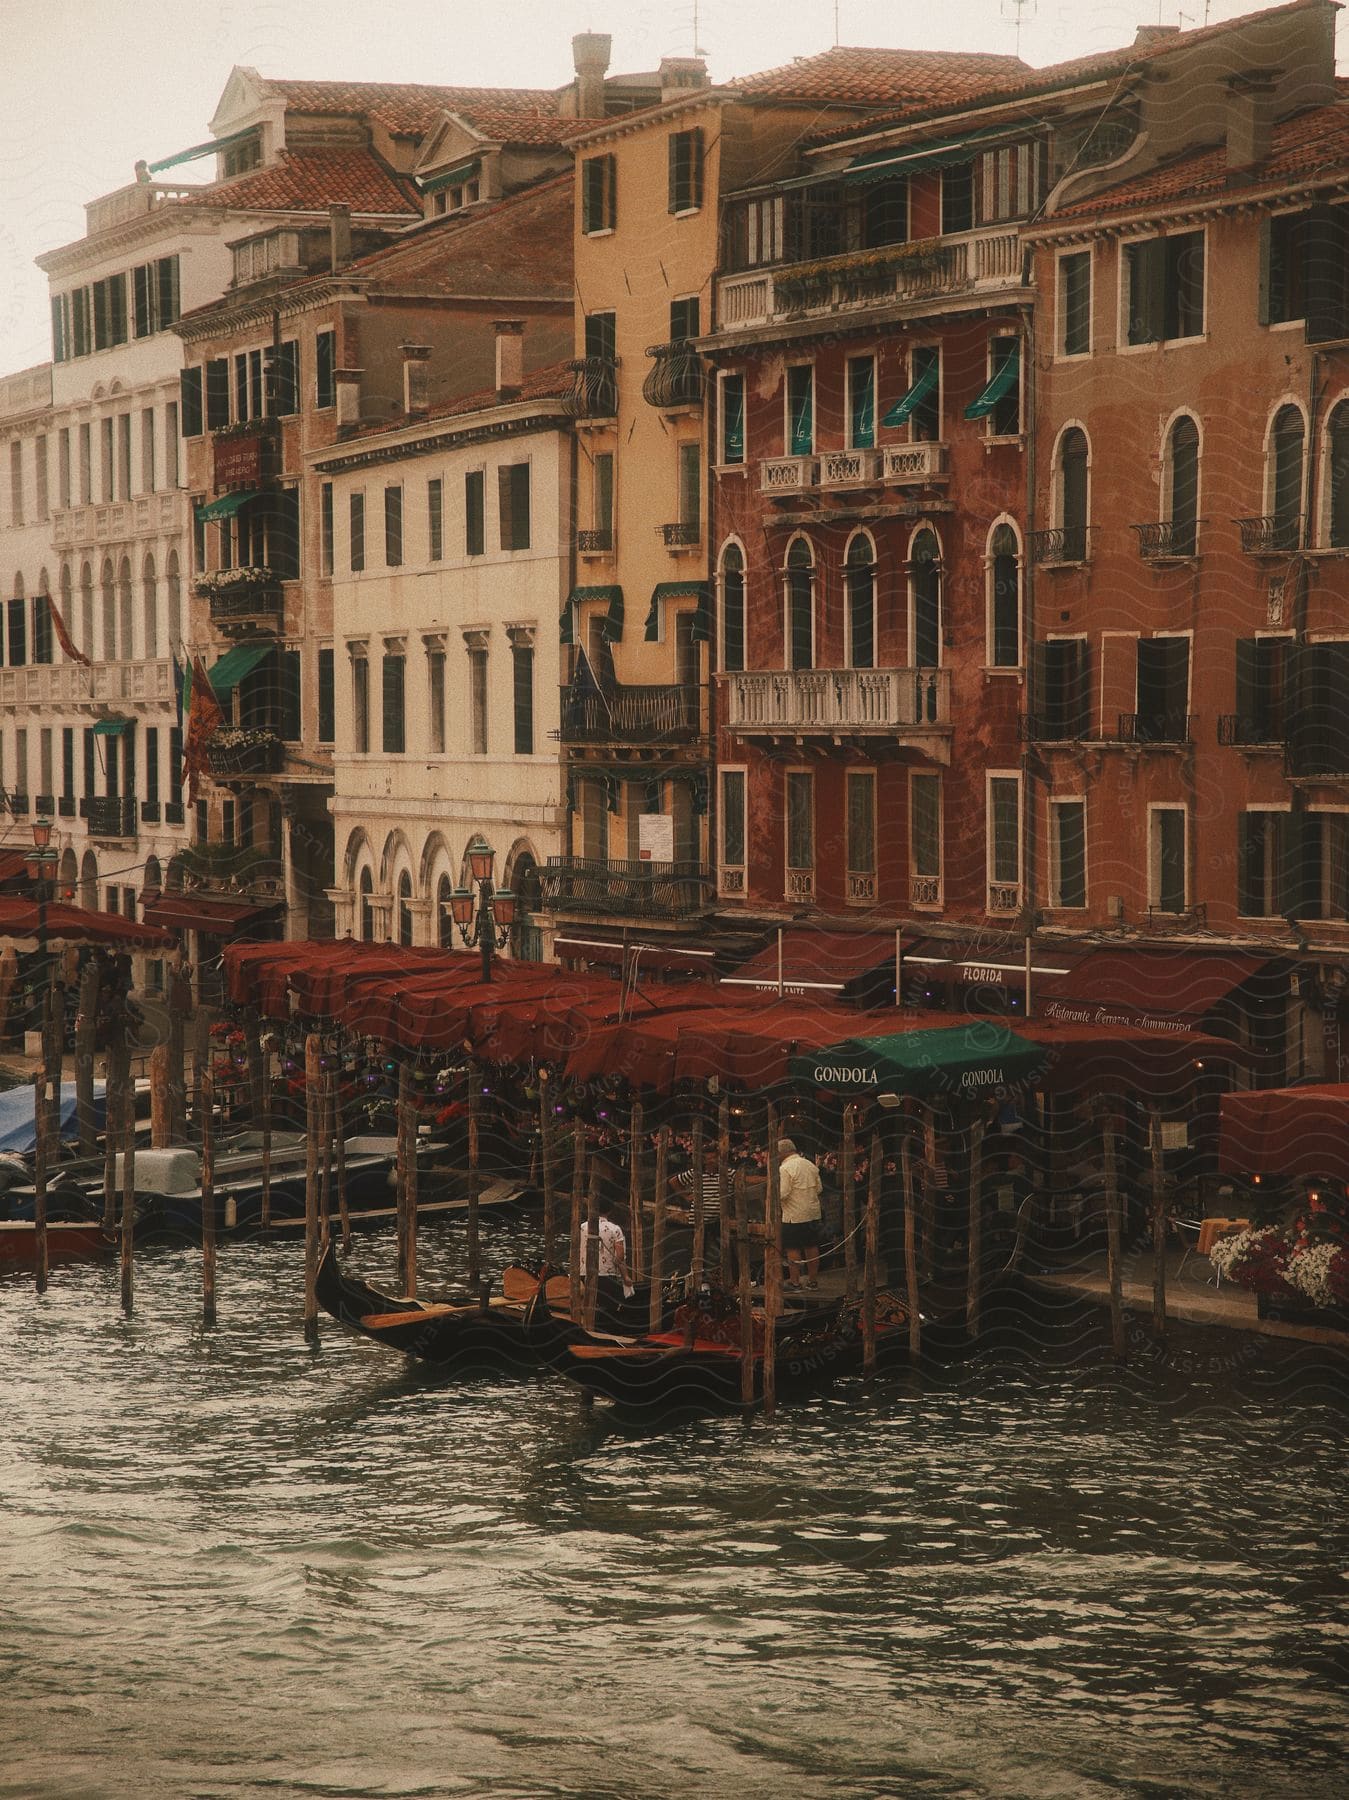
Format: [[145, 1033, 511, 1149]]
[[315, 1242, 676, 1373], [544, 1287, 915, 1410]]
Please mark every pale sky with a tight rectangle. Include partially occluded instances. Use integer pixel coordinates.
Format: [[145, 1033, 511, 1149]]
[[0, 0, 1334, 376]]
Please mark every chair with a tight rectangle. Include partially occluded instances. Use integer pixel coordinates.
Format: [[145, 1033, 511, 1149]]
[[1172, 1215, 1205, 1280]]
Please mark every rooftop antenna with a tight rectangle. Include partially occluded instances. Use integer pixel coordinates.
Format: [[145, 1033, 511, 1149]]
[[1000, 0, 1036, 58], [834, 0, 841, 47]]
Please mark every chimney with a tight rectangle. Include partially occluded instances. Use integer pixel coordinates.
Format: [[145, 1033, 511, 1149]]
[[658, 56, 709, 104], [572, 32, 612, 120], [494, 319, 525, 400], [329, 203, 352, 272], [1132, 25, 1178, 49], [334, 367, 363, 430], [1226, 71, 1278, 172], [401, 343, 431, 415]]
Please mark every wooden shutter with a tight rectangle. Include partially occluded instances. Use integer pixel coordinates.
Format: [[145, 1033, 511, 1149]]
[[179, 368, 203, 438], [1305, 203, 1349, 344], [1256, 215, 1273, 327], [205, 359, 230, 430]]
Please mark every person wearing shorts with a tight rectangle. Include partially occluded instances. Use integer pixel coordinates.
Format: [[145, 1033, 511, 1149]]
[[777, 1137, 822, 1290]]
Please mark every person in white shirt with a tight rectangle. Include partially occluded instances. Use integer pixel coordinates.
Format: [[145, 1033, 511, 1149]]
[[580, 1196, 634, 1299], [777, 1137, 823, 1290]]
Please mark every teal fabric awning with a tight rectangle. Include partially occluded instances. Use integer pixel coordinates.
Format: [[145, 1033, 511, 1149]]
[[882, 361, 937, 428], [645, 580, 707, 642], [843, 123, 1016, 183], [965, 345, 1020, 420], [788, 1023, 1046, 1097], [92, 717, 129, 737], [195, 490, 260, 524], [147, 125, 260, 174], [418, 159, 480, 195], [564, 585, 624, 644], [206, 640, 273, 698]]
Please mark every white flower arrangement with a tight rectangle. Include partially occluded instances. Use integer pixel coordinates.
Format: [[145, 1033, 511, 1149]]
[[212, 726, 279, 750], [1284, 1242, 1341, 1309], [194, 565, 276, 597], [1208, 1226, 1280, 1282]]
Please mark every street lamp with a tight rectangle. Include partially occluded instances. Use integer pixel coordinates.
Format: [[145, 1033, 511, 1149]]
[[448, 835, 516, 983]]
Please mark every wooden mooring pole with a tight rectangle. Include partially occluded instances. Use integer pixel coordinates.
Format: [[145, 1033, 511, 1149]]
[[149, 1043, 170, 1148], [627, 1098, 644, 1283], [32, 1062, 48, 1297], [465, 1083, 479, 1295], [539, 1071, 557, 1267], [901, 1130, 920, 1359], [167, 956, 189, 1143], [841, 1103, 858, 1304], [716, 1095, 730, 1288], [966, 1112, 984, 1339], [583, 1151, 600, 1330], [569, 1118, 584, 1322], [763, 1106, 782, 1415], [119, 1040, 135, 1319], [1150, 1106, 1167, 1339], [76, 958, 99, 1157], [735, 1168, 753, 1406], [1103, 1115, 1125, 1362], [397, 1059, 418, 1298], [303, 1034, 320, 1342], [649, 1125, 669, 1334], [863, 1132, 880, 1372], [689, 1116, 706, 1293], [260, 1032, 273, 1232], [334, 1059, 351, 1252], [201, 1058, 216, 1328], [104, 1033, 125, 1240]]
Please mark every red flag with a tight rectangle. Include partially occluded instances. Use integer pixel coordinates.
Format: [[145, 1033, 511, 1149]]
[[46, 591, 90, 666], [182, 655, 224, 805]]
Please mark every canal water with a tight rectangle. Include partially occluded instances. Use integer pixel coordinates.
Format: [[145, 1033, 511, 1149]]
[[2, 1220, 1345, 1800]]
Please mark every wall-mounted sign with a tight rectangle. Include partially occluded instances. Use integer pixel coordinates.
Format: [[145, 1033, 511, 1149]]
[[213, 433, 265, 491], [638, 813, 674, 863]]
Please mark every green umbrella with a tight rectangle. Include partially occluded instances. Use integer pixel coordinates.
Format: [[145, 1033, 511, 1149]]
[[788, 1023, 1045, 1097]]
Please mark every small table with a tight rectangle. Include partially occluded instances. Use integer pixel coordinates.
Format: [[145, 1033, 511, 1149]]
[[1198, 1216, 1250, 1257]]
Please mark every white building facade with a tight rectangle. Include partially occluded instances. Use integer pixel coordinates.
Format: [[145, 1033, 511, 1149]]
[[318, 372, 571, 956]]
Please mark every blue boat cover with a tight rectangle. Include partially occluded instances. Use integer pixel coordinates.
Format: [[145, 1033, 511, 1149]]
[[0, 1081, 107, 1152]]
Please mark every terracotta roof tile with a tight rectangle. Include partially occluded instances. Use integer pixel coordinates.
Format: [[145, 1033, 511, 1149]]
[[449, 107, 589, 147], [345, 174, 573, 297], [339, 359, 573, 444], [263, 78, 558, 136], [1049, 100, 1349, 222], [188, 147, 418, 215], [732, 45, 1028, 106]]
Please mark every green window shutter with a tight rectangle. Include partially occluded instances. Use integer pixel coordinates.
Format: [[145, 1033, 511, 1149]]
[[133, 264, 154, 339], [316, 330, 336, 408], [965, 342, 1019, 419], [179, 368, 203, 438], [606, 154, 617, 229], [1256, 215, 1273, 327], [318, 648, 334, 744], [788, 366, 813, 455], [465, 470, 485, 556], [668, 132, 680, 214], [849, 358, 875, 448], [205, 359, 230, 430], [1234, 637, 1257, 734], [882, 357, 937, 427], [722, 375, 745, 463]]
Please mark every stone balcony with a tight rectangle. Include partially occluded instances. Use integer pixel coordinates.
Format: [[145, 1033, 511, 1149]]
[[715, 227, 1022, 335], [51, 489, 188, 550], [725, 667, 952, 759], [0, 658, 175, 713]]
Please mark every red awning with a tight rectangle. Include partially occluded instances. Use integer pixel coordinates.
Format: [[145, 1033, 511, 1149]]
[[900, 935, 1079, 992], [142, 893, 281, 938], [0, 896, 175, 949], [0, 849, 31, 890], [555, 934, 718, 978], [721, 927, 900, 996], [1037, 947, 1282, 1025], [1219, 1084, 1349, 1183]]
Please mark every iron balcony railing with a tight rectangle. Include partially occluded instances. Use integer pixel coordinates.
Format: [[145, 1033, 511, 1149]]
[[562, 356, 619, 420], [540, 856, 713, 918], [1236, 513, 1303, 554], [659, 521, 701, 548], [1032, 526, 1090, 565], [1132, 519, 1198, 560], [725, 667, 950, 734], [641, 342, 705, 409], [1020, 708, 1091, 743], [559, 684, 701, 745], [206, 733, 285, 778], [87, 795, 137, 838], [1116, 711, 1196, 745], [207, 583, 284, 629], [1218, 712, 1284, 747], [576, 527, 613, 553]]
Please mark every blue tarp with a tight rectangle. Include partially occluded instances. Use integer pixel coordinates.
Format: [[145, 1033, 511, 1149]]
[[0, 1081, 107, 1153]]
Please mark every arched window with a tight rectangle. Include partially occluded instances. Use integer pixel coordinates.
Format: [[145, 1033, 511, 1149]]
[[437, 872, 454, 948], [142, 554, 157, 659], [397, 870, 413, 947], [359, 868, 374, 942], [720, 542, 745, 673], [1270, 404, 1305, 549], [845, 533, 875, 670], [58, 847, 78, 901], [510, 853, 543, 962], [1326, 401, 1349, 549], [117, 555, 134, 661], [1166, 416, 1200, 556], [909, 528, 942, 669], [80, 562, 94, 656], [165, 549, 182, 649], [100, 558, 116, 660], [1057, 428, 1089, 560], [987, 523, 1020, 668], [784, 536, 814, 671]]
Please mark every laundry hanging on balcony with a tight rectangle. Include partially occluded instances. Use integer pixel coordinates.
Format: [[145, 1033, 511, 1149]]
[[194, 490, 261, 524], [881, 360, 937, 428], [965, 344, 1020, 419], [644, 580, 707, 642]]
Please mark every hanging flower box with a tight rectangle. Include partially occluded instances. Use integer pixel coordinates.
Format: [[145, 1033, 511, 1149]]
[[194, 565, 279, 598], [207, 728, 283, 777]]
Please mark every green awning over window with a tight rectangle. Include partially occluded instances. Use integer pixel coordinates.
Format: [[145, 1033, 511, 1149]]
[[788, 1023, 1046, 1097], [419, 159, 479, 195], [147, 125, 260, 175], [645, 580, 707, 641], [92, 717, 129, 737], [843, 123, 1017, 183], [195, 490, 260, 524], [206, 641, 273, 698], [881, 361, 937, 428], [965, 345, 1020, 420]]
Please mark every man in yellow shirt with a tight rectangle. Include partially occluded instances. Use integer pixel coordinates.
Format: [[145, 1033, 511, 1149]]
[[777, 1137, 823, 1290]]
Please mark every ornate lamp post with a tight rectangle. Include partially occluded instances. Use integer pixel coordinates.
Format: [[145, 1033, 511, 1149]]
[[449, 836, 516, 983]]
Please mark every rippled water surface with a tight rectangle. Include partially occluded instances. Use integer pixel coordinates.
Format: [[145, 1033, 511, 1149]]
[[2, 1220, 1346, 1800]]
